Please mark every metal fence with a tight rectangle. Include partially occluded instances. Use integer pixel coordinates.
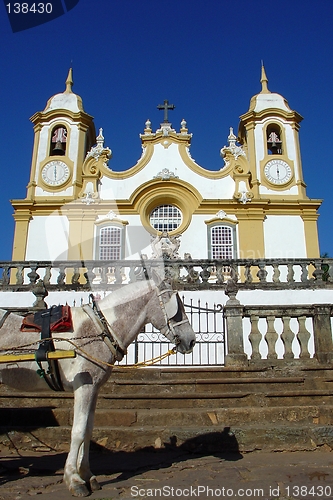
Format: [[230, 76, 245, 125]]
[[118, 297, 225, 367]]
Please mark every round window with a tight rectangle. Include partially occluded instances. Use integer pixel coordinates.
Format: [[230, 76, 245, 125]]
[[149, 204, 182, 232]]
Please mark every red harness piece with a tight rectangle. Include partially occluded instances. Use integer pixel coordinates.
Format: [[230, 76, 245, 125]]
[[20, 305, 73, 333]]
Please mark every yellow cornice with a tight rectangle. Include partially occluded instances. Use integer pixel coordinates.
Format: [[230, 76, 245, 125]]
[[30, 109, 94, 127], [140, 129, 192, 147], [128, 178, 203, 211], [204, 217, 238, 226], [240, 108, 303, 125]]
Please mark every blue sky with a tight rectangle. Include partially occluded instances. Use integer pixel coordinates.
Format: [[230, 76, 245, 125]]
[[0, 0, 332, 260]]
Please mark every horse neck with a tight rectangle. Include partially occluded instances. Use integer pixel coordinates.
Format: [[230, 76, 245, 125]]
[[98, 281, 158, 349]]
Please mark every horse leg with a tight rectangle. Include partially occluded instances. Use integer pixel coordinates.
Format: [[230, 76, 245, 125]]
[[64, 383, 100, 497]]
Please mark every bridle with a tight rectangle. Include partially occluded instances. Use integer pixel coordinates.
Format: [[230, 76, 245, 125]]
[[157, 289, 190, 346]]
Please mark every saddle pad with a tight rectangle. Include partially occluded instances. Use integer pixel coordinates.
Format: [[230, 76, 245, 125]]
[[20, 305, 73, 333]]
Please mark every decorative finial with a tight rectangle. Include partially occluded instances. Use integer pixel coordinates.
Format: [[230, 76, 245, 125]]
[[180, 118, 188, 133], [260, 62, 269, 93], [96, 128, 104, 147], [144, 119, 152, 134], [65, 68, 73, 93]]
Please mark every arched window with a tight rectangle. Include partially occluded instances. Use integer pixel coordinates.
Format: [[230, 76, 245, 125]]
[[99, 226, 122, 260], [266, 124, 282, 155], [149, 204, 182, 232], [207, 224, 237, 260], [50, 125, 67, 156]]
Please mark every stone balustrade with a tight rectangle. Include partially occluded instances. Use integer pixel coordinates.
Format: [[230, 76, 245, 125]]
[[0, 258, 332, 292], [0, 258, 332, 367]]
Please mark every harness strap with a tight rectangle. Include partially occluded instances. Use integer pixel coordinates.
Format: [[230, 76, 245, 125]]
[[0, 311, 10, 330], [83, 295, 126, 362], [35, 308, 64, 392]]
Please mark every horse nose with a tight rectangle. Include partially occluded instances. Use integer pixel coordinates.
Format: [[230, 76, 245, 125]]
[[189, 339, 196, 350]]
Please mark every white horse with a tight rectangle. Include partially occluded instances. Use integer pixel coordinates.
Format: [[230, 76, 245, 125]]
[[0, 278, 196, 497]]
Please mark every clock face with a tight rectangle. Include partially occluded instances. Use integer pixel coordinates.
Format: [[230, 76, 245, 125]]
[[264, 159, 292, 185], [41, 160, 70, 187]]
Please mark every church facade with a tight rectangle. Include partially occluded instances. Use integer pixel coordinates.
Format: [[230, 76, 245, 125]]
[[11, 67, 321, 264]]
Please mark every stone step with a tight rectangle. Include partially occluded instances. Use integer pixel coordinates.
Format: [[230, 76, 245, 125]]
[[2, 422, 333, 454], [1, 405, 333, 429], [2, 387, 333, 411]]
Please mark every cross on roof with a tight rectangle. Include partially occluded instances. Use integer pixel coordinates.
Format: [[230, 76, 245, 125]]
[[157, 100, 175, 123]]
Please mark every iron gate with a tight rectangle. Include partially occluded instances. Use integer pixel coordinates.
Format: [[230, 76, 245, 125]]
[[118, 297, 225, 367]]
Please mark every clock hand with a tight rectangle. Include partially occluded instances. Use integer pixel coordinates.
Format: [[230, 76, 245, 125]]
[[54, 165, 57, 180], [276, 166, 280, 179]]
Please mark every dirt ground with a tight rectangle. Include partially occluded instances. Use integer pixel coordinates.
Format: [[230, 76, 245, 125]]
[[2, 446, 333, 500]]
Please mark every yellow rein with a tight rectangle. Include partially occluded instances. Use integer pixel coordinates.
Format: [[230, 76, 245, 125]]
[[0, 337, 177, 369]]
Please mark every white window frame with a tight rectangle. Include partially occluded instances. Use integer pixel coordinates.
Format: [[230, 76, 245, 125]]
[[96, 224, 124, 260], [208, 224, 237, 260], [149, 204, 182, 232]]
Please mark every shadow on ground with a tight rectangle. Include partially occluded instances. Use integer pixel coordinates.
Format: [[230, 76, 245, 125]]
[[0, 429, 242, 487]]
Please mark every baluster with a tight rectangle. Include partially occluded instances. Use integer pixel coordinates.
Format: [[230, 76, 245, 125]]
[[297, 316, 311, 359], [43, 266, 51, 285], [300, 263, 309, 283], [287, 263, 295, 283], [312, 261, 324, 282], [2, 266, 10, 285], [71, 267, 80, 285], [328, 262, 333, 283], [257, 262, 268, 282], [15, 265, 24, 285], [216, 264, 224, 284], [57, 265, 66, 286], [281, 316, 294, 359], [244, 263, 253, 284], [272, 263, 280, 284], [114, 266, 123, 284], [27, 264, 39, 284], [128, 266, 140, 283], [265, 315, 278, 359], [229, 263, 238, 282], [248, 314, 261, 360], [83, 265, 95, 285], [200, 265, 210, 283]]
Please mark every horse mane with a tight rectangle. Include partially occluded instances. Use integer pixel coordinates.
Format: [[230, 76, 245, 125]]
[[98, 279, 158, 310]]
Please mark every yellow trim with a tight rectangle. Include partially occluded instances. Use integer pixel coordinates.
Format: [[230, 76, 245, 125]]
[[302, 212, 320, 258], [95, 216, 129, 227], [237, 209, 265, 260], [178, 143, 232, 178], [204, 217, 238, 226], [128, 180, 201, 236], [11, 210, 32, 260], [97, 144, 154, 179]]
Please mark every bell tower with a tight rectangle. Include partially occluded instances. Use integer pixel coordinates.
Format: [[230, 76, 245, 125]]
[[27, 69, 96, 199], [238, 65, 307, 200], [11, 70, 96, 261], [236, 65, 321, 258]]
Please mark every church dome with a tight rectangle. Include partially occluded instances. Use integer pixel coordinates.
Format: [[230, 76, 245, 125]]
[[43, 68, 84, 113], [247, 65, 292, 114]]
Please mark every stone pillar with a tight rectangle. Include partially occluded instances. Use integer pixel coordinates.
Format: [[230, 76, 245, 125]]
[[224, 280, 248, 366], [313, 304, 333, 363]]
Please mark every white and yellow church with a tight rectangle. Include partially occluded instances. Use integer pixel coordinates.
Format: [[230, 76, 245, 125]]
[[11, 67, 321, 263]]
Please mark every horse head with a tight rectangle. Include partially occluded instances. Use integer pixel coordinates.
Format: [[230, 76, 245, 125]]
[[148, 277, 196, 355]]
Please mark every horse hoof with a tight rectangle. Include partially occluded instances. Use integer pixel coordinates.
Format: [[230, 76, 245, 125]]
[[90, 477, 101, 491], [70, 483, 90, 497]]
